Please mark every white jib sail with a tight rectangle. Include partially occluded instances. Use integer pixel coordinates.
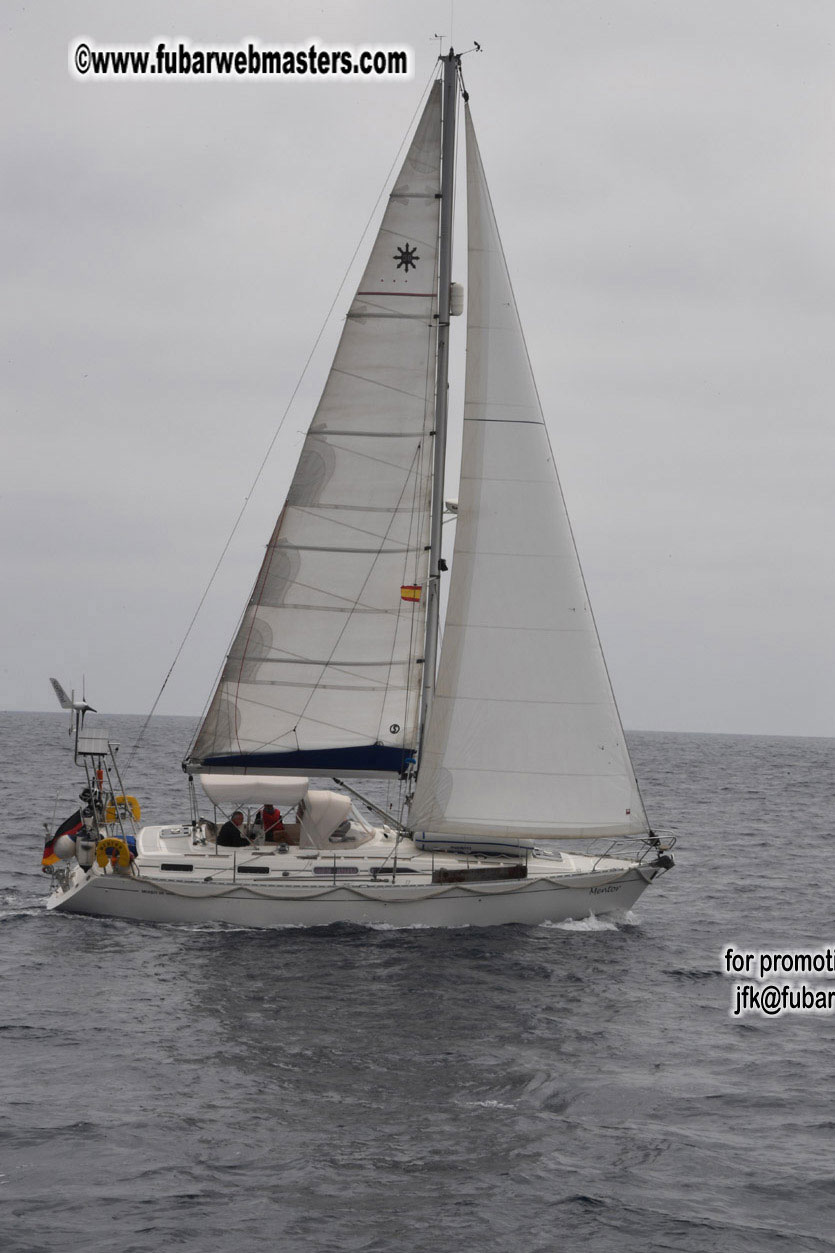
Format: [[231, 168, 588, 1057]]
[[409, 106, 649, 839], [189, 84, 442, 777]]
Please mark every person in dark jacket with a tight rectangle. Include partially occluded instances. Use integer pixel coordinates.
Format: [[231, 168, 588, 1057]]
[[217, 810, 250, 847]]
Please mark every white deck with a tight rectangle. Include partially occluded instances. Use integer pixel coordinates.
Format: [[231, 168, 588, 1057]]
[[46, 823, 666, 928]]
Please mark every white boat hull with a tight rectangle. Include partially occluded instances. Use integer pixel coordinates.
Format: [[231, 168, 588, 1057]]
[[47, 868, 658, 927], [46, 826, 666, 928]]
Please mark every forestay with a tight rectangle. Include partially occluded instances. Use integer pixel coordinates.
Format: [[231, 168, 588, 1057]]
[[409, 107, 649, 840], [189, 85, 442, 777]]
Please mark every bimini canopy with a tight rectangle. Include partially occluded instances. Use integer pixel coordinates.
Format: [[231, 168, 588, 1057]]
[[199, 774, 309, 809]]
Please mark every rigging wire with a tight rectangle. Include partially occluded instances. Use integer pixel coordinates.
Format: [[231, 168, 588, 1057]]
[[127, 65, 439, 771], [375, 307, 437, 796]]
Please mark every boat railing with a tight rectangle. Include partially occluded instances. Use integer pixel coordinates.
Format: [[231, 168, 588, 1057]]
[[589, 834, 677, 873], [77, 742, 140, 844]]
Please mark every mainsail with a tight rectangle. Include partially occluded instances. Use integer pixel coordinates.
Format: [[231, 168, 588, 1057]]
[[409, 107, 649, 839], [189, 84, 443, 777]]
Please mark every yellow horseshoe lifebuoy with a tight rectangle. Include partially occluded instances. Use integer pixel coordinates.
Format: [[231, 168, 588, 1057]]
[[95, 837, 132, 869], [104, 795, 141, 824]]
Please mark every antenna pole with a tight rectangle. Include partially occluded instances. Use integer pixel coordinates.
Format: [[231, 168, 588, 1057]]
[[418, 49, 459, 768]]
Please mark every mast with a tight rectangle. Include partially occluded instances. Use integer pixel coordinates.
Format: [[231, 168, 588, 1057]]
[[418, 48, 459, 768]]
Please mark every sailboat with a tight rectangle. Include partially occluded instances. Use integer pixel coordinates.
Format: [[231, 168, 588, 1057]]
[[44, 52, 674, 927]]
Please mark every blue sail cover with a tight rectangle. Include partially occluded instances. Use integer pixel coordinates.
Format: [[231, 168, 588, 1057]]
[[199, 744, 413, 778]]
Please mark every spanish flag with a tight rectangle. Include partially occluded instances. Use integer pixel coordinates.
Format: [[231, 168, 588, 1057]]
[[400, 584, 422, 602]]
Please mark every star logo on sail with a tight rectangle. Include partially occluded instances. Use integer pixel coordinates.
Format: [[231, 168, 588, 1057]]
[[394, 243, 419, 272]]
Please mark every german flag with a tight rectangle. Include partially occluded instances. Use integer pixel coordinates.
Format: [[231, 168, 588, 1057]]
[[400, 584, 422, 602], [42, 809, 83, 870]]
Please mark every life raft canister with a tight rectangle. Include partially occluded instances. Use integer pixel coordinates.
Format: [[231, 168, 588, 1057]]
[[104, 795, 141, 824], [95, 837, 132, 870]]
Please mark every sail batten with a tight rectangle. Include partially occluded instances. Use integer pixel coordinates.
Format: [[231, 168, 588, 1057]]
[[409, 105, 649, 842], [188, 84, 442, 777]]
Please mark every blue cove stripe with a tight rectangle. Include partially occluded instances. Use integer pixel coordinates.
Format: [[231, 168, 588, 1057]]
[[199, 744, 413, 775]]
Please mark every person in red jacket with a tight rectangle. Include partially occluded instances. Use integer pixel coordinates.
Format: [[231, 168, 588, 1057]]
[[258, 804, 284, 841]]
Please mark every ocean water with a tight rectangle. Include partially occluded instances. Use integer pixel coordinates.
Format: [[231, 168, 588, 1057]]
[[2, 711, 835, 1252]]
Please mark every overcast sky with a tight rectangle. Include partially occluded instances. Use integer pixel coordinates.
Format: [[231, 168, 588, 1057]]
[[3, 0, 833, 737]]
